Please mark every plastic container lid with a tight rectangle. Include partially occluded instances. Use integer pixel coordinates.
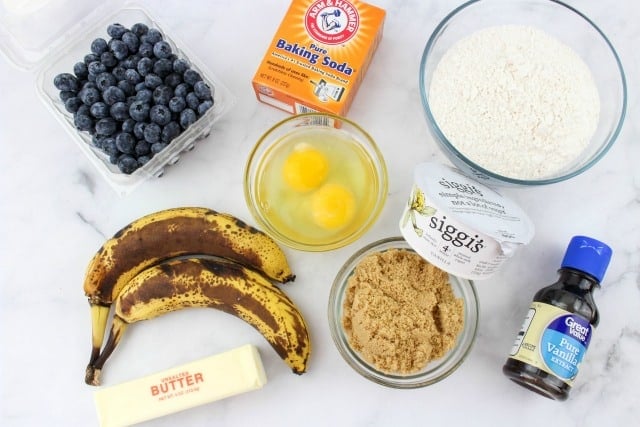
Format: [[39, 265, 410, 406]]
[[561, 235, 612, 283], [0, 0, 112, 70]]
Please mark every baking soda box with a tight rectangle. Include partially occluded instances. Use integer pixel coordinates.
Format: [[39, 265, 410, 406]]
[[252, 0, 385, 115]]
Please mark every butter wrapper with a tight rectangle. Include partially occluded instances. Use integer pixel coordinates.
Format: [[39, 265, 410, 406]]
[[94, 344, 267, 427]]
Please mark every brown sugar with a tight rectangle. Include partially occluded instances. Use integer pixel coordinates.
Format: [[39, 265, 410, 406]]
[[342, 249, 464, 374]]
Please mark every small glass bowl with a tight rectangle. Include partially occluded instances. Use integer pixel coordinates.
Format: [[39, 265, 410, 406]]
[[244, 113, 388, 252], [328, 237, 479, 388], [419, 0, 627, 186]]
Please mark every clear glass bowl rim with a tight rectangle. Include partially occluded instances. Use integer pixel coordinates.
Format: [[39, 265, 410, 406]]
[[328, 236, 480, 388], [419, 0, 628, 186], [243, 112, 389, 252]]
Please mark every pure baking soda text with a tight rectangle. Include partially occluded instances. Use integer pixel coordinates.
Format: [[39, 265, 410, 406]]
[[252, 0, 385, 115]]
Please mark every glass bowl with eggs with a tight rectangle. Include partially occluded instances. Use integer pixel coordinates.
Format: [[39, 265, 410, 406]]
[[243, 113, 388, 251], [419, 0, 627, 186]]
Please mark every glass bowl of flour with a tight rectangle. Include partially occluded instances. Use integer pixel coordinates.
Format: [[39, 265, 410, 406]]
[[419, 0, 627, 186]]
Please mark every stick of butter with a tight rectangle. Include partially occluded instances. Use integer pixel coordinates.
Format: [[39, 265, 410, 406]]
[[94, 344, 267, 427]]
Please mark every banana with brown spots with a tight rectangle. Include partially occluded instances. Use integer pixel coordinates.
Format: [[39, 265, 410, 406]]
[[82, 207, 295, 383], [86, 257, 310, 385]]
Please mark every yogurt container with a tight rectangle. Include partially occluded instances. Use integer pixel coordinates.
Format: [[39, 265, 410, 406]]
[[399, 162, 534, 280]]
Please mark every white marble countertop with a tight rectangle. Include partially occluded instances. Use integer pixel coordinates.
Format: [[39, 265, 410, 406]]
[[1, 0, 639, 426]]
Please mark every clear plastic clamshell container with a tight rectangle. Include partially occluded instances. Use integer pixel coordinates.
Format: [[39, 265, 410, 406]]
[[0, 0, 233, 195]]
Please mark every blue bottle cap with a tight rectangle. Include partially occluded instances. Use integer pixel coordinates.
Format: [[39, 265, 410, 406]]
[[561, 236, 612, 283]]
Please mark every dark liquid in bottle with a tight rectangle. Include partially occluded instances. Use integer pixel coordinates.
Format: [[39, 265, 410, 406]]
[[502, 268, 599, 401]]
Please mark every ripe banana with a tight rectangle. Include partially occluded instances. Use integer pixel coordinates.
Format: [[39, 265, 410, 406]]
[[83, 207, 295, 371], [86, 257, 310, 386]]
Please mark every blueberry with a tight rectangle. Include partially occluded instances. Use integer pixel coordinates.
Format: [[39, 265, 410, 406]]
[[193, 80, 212, 100], [90, 102, 110, 119], [95, 118, 118, 136], [144, 73, 163, 89], [153, 58, 173, 78], [102, 137, 119, 156], [129, 100, 150, 121], [117, 155, 139, 174], [137, 155, 151, 166], [111, 65, 127, 81], [135, 88, 153, 103], [81, 81, 96, 90], [137, 57, 154, 76], [131, 23, 149, 37], [91, 38, 108, 56], [142, 28, 163, 44], [84, 53, 99, 65], [88, 61, 107, 76], [109, 39, 128, 60], [183, 69, 202, 85], [164, 72, 182, 88], [79, 87, 101, 105], [110, 101, 129, 121], [173, 58, 190, 74], [115, 132, 136, 153], [122, 31, 140, 53], [77, 104, 91, 117], [95, 72, 117, 91], [92, 135, 106, 149], [152, 85, 173, 105], [103, 86, 126, 105], [174, 83, 190, 98], [143, 123, 162, 143], [59, 90, 75, 102], [107, 23, 127, 39], [100, 51, 118, 68], [197, 99, 213, 116], [150, 104, 171, 126], [122, 118, 136, 133], [133, 121, 146, 139], [179, 108, 197, 129], [153, 40, 172, 59], [151, 142, 168, 154], [121, 54, 141, 70], [161, 121, 181, 143], [87, 73, 96, 83], [138, 42, 153, 58], [64, 97, 83, 113], [134, 82, 147, 92], [73, 62, 88, 79], [117, 80, 135, 96], [135, 140, 151, 156], [54, 73, 79, 91], [74, 113, 94, 131], [125, 68, 142, 84], [168, 96, 186, 113], [185, 92, 200, 110]]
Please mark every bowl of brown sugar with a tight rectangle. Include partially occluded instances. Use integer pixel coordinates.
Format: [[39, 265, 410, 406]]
[[328, 237, 479, 388]]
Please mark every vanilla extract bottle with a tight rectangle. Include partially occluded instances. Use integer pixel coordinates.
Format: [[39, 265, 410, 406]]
[[502, 235, 612, 401]]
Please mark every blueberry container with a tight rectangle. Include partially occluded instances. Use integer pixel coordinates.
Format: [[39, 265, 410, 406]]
[[0, 0, 233, 195]]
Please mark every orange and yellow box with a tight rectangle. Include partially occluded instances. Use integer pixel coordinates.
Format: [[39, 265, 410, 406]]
[[252, 0, 385, 116]]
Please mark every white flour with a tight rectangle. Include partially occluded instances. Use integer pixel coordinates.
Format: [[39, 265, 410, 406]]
[[429, 25, 600, 180]]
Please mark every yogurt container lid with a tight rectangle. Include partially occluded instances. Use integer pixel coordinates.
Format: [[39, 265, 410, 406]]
[[410, 162, 534, 250]]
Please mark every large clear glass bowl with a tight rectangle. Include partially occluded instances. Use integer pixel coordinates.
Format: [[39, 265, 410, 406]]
[[419, 0, 627, 186]]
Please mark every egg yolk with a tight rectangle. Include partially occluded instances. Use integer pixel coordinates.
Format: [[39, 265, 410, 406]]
[[282, 144, 329, 192], [311, 183, 356, 229]]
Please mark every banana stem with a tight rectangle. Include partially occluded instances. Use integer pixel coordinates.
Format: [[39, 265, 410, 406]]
[[85, 316, 128, 386]]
